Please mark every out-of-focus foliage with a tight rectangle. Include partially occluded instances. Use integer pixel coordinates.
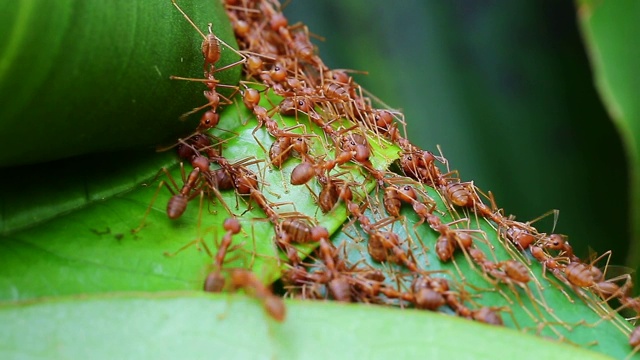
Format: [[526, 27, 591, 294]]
[[284, 0, 630, 265], [577, 0, 640, 272]]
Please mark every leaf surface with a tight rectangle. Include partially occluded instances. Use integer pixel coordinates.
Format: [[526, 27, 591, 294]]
[[0, 0, 240, 166], [0, 91, 399, 300], [0, 292, 615, 360]]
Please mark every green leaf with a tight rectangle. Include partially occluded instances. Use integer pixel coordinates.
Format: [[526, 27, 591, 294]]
[[0, 89, 399, 300], [0, 292, 615, 360], [0, 0, 240, 166], [327, 182, 633, 359], [577, 0, 640, 270]]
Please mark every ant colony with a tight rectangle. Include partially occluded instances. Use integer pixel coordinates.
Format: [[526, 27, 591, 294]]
[[137, 0, 640, 357]]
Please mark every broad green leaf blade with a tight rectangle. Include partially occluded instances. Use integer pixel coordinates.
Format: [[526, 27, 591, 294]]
[[0, 151, 177, 235], [577, 1, 640, 270], [327, 182, 634, 359], [0, 90, 399, 300], [0, 292, 615, 360], [0, 0, 240, 166]]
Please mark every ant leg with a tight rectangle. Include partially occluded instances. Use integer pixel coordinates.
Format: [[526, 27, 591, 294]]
[[132, 167, 184, 233], [164, 191, 214, 258]]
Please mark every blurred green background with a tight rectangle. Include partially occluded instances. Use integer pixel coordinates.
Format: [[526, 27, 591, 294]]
[[285, 0, 630, 265]]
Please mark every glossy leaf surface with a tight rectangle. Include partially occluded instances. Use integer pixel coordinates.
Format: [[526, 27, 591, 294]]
[[0, 292, 614, 360], [0, 91, 399, 299], [0, 0, 240, 166], [331, 183, 633, 359]]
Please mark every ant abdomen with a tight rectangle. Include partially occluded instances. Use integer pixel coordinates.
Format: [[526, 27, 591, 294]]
[[166, 194, 188, 219]]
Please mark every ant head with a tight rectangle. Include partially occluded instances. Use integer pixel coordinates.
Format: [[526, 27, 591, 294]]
[[235, 177, 254, 195], [294, 97, 313, 112], [311, 226, 329, 242], [546, 234, 565, 250], [174, 137, 201, 161], [191, 156, 210, 172], [198, 111, 220, 131], [176, 143, 196, 161], [330, 70, 350, 84], [223, 218, 242, 235]]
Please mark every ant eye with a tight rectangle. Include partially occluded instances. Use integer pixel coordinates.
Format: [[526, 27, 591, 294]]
[[298, 100, 304, 106]]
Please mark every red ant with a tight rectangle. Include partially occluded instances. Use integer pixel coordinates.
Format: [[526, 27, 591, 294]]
[[132, 163, 208, 233], [345, 201, 420, 272], [562, 251, 631, 301], [204, 218, 243, 292], [202, 217, 285, 322], [172, 0, 246, 76]]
